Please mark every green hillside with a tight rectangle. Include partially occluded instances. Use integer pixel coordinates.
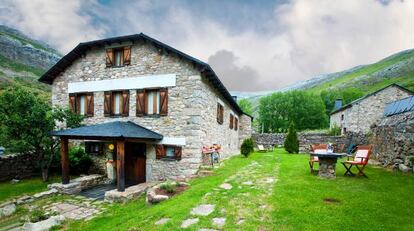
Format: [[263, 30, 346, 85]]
[[306, 49, 414, 93]]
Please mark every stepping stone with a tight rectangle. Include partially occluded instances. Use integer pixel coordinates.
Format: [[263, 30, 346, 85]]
[[155, 218, 170, 225], [263, 178, 275, 183], [242, 181, 253, 185], [237, 219, 245, 225], [181, 218, 199, 228], [219, 183, 232, 190], [212, 217, 226, 228], [191, 204, 215, 216], [199, 229, 219, 231]]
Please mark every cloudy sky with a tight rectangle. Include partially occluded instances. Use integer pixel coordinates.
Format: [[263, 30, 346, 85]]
[[1, 0, 413, 91]]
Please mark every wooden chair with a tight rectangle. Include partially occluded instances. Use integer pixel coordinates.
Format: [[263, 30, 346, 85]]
[[342, 145, 372, 177], [309, 144, 327, 173]]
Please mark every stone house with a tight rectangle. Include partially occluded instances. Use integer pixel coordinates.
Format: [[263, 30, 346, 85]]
[[330, 84, 413, 135], [39, 33, 252, 192]]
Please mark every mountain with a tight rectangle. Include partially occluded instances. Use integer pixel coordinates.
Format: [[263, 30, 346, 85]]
[[232, 48, 414, 109], [0, 25, 61, 94]]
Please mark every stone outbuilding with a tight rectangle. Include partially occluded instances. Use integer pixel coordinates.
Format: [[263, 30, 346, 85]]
[[39, 33, 253, 193], [330, 84, 413, 135]]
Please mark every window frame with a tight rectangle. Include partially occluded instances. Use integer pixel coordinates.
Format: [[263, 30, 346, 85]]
[[156, 144, 182, 161], [217, 103, 224, 124], [69, 92, 93, 117], [111, 91, 124, 116], [113, 47, 124, 67], [145, 89, 161, 116]]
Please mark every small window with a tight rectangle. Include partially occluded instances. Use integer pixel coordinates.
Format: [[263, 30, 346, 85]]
[[165, 146, 175, 157], [113, 92, 123, 115], [234, 117, 238, 131], [217, 103, 224, 124], [341, 114, 344, 121], [114, 48, 124, 67], [146, 90, 161, 115], [155, 145, 182, 160], [69, 92, 94, 117], [105, 46, 131, 67], [79, 95, 86, 115], [104, 91, 129, 117], [229, 114, 234, 129], [85, 142, 104, 155], [343, 127, 347, 134]]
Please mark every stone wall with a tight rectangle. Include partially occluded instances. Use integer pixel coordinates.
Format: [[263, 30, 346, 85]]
[[253, 133, 347, 152], [369, 111, 414, 168], [0, 153, 38, 181], [330, 86, 412, 134], [238, 115, 253, 147], [51, 40, 251, 182]]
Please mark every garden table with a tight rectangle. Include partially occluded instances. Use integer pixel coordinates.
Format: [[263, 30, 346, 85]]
[[310, 152, 349, 178]]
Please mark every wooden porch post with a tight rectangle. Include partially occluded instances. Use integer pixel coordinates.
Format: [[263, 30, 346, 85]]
[[117, 140, 125, 192], [60, 137, 69, 184]]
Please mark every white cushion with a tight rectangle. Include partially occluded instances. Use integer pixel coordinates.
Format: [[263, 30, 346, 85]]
[[314, 149, 327, 154]]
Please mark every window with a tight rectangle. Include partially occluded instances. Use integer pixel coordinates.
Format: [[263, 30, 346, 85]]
[[229, 114, 234, 129], [155, 145, 182, 160], [136, 88, 168, 116], [341, 114, 344, 121], [343, 127, 347, 134], [105, 46, 131, 67], [104, 91, 129, 117], [69, 92, 94, 117], [85, 142, 104, 155], [217, 103, 224, 124], [234, 117, 238, 131]]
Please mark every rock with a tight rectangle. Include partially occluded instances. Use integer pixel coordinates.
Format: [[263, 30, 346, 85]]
[[181, 218, 199, 228], [237, 219, 245, 225], [146, 188, 169, 204], [10, 179, 20, 184], [21, 215, 65, 231], [212, 217, 226, 228], [48, 182, 81, 195], [242, 181, 253, 185], [33, 189, 58, 199], [0, 202, 16, 217], [190, 204, 215, 216], [399, 164, 412, 173], [219, 183, 232, 190], [155, 218, 170, 225], [16, 196, 33, 205]]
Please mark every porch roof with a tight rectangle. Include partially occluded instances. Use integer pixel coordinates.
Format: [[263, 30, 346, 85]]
[[50, 121, 163, 140]]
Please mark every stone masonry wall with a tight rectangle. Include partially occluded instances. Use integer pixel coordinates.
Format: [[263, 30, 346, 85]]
[[51, 40, 248, 181], [369, 111, 414, 168], [0, 153, 38, 181], [238, 115, 253, 147], [330, 86, 412, 134]]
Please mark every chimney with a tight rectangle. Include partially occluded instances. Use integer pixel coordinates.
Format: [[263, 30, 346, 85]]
[[232, 96, 238, 102], [334, 99, 343, 110]]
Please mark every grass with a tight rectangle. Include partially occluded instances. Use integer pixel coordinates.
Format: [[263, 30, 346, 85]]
[[63, 149, 414, 231], [0, 175, 60, 203]]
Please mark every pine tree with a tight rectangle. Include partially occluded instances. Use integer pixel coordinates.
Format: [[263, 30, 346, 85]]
[[284, 122, 299, 153]]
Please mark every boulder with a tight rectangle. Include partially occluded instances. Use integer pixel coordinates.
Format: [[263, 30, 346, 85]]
[[0, 202, 16, 217], [399, 164, 412, 173], [21, 215, 65, 231], [146, 188, 169, 204]]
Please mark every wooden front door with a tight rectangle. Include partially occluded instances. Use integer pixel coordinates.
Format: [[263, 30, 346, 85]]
[[125, 142, 146, 185]]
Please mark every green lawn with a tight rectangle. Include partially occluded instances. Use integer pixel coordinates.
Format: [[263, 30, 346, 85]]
[[62, 149, 414, 231], [0, 175, 60, 203]]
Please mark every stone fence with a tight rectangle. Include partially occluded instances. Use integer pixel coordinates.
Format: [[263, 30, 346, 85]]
[[369, 111, 414, 170], [253, 131, 368, 152], [0, 153, 38, 181]]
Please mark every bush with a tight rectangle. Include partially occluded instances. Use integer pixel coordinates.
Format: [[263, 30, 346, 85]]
[[69, 146, 92, 174], [284, 122, 299, 153], [241, 138, 254, 157], [30, 209, 48, 222], [328, 124, 341, 136], [160, 181, 175, 193]]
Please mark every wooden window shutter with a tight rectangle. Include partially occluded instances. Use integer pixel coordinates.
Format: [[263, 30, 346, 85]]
[[174, 146, 182, 161], [235, 118, 238, 130], [104, 91, 112, 117], [155, 145, 165, 159], [86, 93, 94, 117], [230, 114, 234, 129], [217, 103, 221, 123], [123, 46, 131, 65], [122, 90, 129, 116], [69, 93, 76, 113], [160, 88, 168, 116], [105, 49, 114, 67], [136, 89, 146, 117]]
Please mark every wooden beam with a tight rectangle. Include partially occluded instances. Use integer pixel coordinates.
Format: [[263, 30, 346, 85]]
[[116, 140, 125, 192], [60, 137, 69, 184]]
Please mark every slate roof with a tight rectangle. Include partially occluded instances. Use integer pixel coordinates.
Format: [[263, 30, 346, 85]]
[[50, 121, 163, 140], [330, 84, 414, 115], [384, 95, 414, 117], [39, 33, 250, 117]]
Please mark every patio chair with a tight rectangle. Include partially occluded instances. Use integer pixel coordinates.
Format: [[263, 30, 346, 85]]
[[257, 144, 266, 152], [342, 145, 372, 177], [309, 144, 327, 174]]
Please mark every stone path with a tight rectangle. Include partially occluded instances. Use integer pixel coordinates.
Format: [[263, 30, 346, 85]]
[[48, 202, 99, 220], [175, 155, 280, 230]]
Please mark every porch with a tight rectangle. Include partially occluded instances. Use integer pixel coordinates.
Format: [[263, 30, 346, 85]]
[[50, 121, 163, 193]]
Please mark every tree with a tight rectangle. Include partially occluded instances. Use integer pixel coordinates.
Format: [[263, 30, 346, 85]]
[[284, 122, 299, 153], [320, 87, 364, 115], [238, 98, 253, 115], [258, 91, 328, 132], [0, 87, 83, 181]]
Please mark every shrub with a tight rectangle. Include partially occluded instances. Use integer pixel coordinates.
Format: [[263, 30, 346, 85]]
[[241, 138, 254, 157], [160, 181, 175, 193], [69, 146, 92, 174], [30, 209, 48, 222], [328, 124, 341, 136], [284, 122, 299, 153]]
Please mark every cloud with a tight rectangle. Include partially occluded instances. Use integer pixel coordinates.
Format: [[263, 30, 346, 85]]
[[1, 0, 414, 92], [0, 0, 106, 52]]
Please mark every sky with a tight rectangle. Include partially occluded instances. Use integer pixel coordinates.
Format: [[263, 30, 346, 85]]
[[1, 0, 413, 91]]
